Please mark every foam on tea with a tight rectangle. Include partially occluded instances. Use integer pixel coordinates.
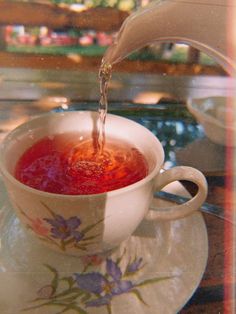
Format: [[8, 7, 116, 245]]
[[14, 132, 148, 195]]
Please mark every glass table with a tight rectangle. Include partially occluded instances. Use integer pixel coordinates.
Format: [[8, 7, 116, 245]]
[[0, 69, 235, 313]]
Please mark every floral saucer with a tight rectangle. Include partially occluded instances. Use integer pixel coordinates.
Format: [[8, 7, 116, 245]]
[[0, 180, 208, 314]]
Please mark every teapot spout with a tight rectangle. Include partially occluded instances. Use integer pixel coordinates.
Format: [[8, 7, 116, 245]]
[[103, 0, 236, 76]]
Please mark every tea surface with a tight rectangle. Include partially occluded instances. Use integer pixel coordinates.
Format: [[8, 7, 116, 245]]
[[15, 132, 148, 195]]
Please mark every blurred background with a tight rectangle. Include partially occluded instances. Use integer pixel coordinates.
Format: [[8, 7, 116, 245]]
[[0, 0, 226, 76]]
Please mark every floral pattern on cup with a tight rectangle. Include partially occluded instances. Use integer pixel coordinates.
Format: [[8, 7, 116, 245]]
[[23, 252, 172, 314], [16, 202, 103, 252]]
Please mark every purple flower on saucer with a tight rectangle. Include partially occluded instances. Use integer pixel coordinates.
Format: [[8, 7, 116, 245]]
[[23, 253, 171, 313], [74, 258, 134, 307]]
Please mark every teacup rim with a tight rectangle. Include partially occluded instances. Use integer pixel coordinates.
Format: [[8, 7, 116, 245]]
[[0, 110, 164, 198]]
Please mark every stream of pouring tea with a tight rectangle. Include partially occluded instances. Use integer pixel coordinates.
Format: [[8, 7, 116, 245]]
[[96, 0, 159, 151], [96, 2, 148, 152], [98, 61, 112, 152]]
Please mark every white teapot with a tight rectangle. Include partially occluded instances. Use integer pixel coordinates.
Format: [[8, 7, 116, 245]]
[[103, 0, 236, 76]]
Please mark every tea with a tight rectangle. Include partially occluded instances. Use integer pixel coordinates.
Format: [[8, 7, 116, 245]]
[[15, 132, 148, 195], [98, 61, 112, 152]]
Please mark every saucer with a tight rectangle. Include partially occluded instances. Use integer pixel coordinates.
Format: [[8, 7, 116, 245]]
[[0, 179, 208, 314]]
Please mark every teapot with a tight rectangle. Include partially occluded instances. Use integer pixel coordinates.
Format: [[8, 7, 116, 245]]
[[102, 0, 236, 76]]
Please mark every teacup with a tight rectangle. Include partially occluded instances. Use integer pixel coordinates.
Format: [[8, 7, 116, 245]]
[[0, 111, 207, 256]]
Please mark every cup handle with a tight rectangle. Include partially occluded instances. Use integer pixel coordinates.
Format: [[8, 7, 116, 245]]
[[146, 166, 208, 221]]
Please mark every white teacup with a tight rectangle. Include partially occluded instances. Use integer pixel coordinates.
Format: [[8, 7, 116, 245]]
[[0, 111, 207, 256]]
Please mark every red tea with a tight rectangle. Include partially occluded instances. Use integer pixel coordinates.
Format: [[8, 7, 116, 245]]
[[15, 132, 148, 195]]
